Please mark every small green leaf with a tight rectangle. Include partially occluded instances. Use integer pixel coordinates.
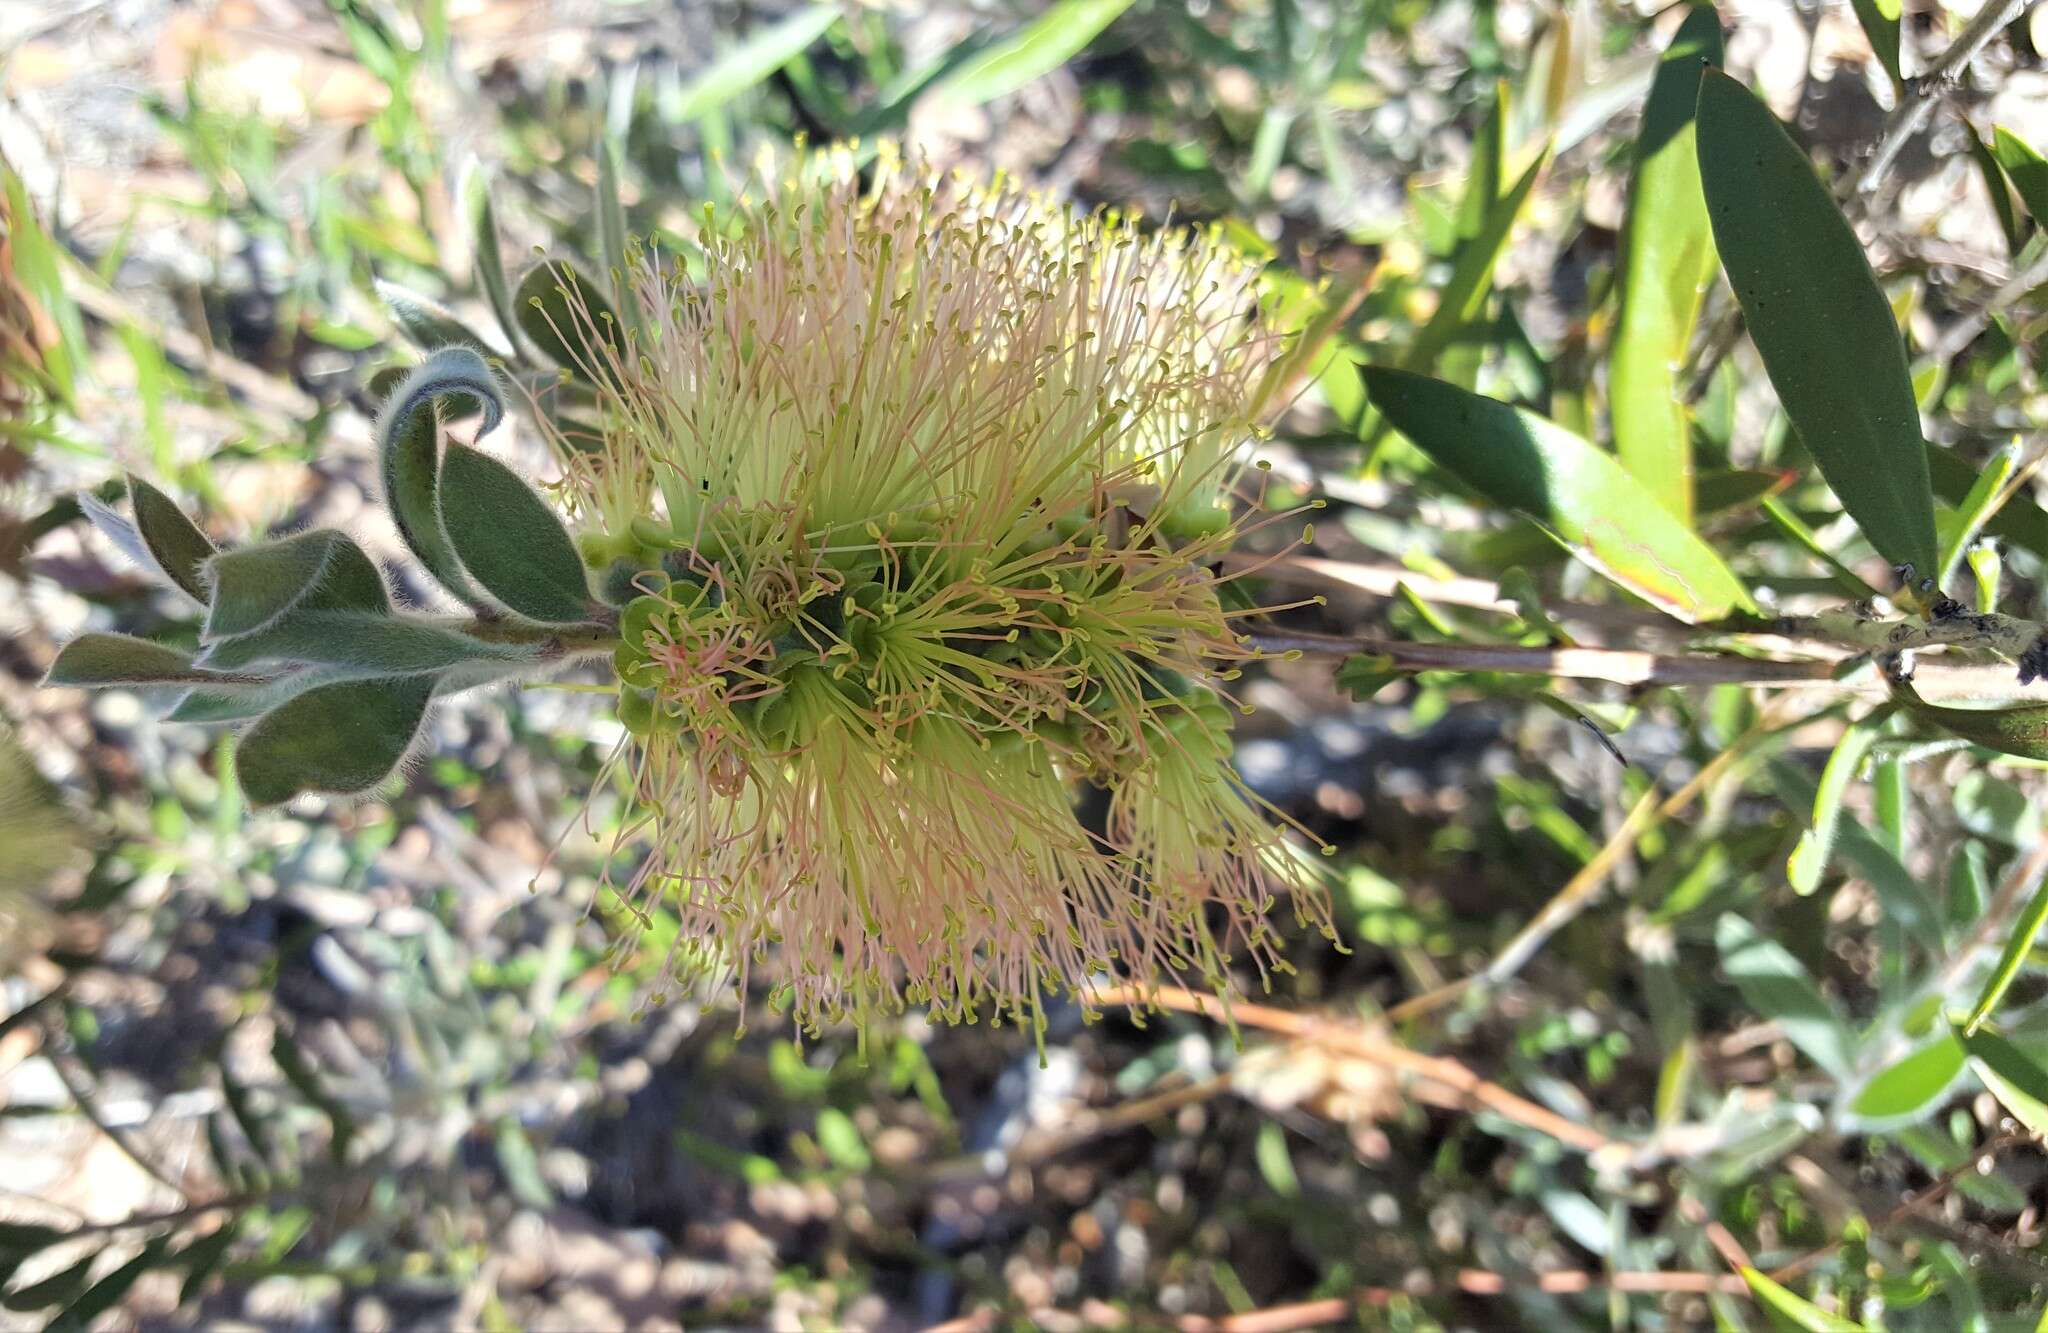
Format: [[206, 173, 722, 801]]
[[815, 1107, 872, 1172], [1787, 714, 1883, 895], [1741, 1267, 1868, 1331], [1361, 367, 1753, 621], [515, 260, 627, 389], [45, 633, 267, 689], [463, 162, 526, 360], [1845, 1034, 1966, 1124], [1254, 1120, 1301, 1198], [203, 529, 388, 642], [1402, 150, 1548, 376], [1929, 443, 2048, 561], [374, 279, 497, 356], [439, 444, 592, 624], [493, 1118, 553, 1208], [1610, 6, 1721, 522], [1957, 1025, 2048, 1134], [1901, 694, 2048, 762], [126, 477, 216, 603], [1716, 913, 1855, 1079], [168, 670, 343, 725], [1990, 128, 2048, 225], [1936, 442, 2019, 588], [1964, 868, 2048, 1035], [235, 674, 437, 806], [1970, 135, 2028, 257], [1697, 71, 1938, 582], [668, 4, 842, 119], [931, 0, 1133, 107]]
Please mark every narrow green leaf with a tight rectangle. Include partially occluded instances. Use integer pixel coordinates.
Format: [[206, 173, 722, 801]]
[[515, 261, 627, 389], [1610, 6, 1721, 522], [3, 164, 84, 404], [1846, 0, 1902, 87], [235, 674, 437, 806], [1454, 82, 1508, 243], [1787, 714, 1883, 894], [1845, 1034, 1966, 1123], [1965, 870, 2048, 1035], [1254, 1120, 1301, 1199], [439, 444, 592, 624], [1697, 71, 1938, 582], [1361, 367, 1753, 621], [1971, 135, 2028, 257], [669, 4, 841, 119], [1758, 495, 1882, 598], [463, 163, 526, 360], [45, 634, 268, 689], [1740, 1267, 1868, 1331], [1402, 150, 1548, 375], [203, 529, 388, 642], [373, 279, 496, 356], [1990, 128, 2048, 225], [1901, 694, 2048, 762], [1937, 442, 2019, 587], [126, 477, 216, 603], [494, 1118, 553, 1208], [932, 0, 1133, 107], [375, 347, 502, 607], [1716, 913, 1856, 1079], [1929, 443, 2048, 561], [1958, 1025, 2048, 1134]]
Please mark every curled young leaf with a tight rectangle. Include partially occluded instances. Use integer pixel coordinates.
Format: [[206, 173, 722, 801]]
[[374, 347, 506, 606], [235, 673, 439, 806]]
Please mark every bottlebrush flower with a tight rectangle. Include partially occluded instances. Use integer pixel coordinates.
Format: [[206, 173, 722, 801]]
[[551, 147, 1334, 1033]]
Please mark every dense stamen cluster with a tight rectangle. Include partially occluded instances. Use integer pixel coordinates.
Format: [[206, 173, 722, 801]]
[[558, 148, 1332, 1031]]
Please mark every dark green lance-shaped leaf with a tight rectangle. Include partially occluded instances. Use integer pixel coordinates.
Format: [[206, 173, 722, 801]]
[[374, 278, 497, 357], [126, 476, 216, 602], [464, 163, 526, 360], [1844, 1033, 1966, 1125], [1990, 127, 2048, 225], [1929, 443, 2048, 560], [1610, 7, 1721, 522], [516, 260, 627, 390], [1697, 71, 1938, 582], [930, 0, 1131, 107], [375, 346, 503, 607], [200, 610, 536, 673], [173, 1222, 239, 1308], [46, 634, 269, 689], [1964, 867, 2048, 1035], [668, 3, 842, 119], [1740, 1267, 1868, 1331], [235, 674, 437, 806], [439, 443, 593, 624], [1362, 367, 1753, 621], [1716, 912, 1855, 1079], [203, 529, 388, 641], [1957, 1024, 2048, 1135]]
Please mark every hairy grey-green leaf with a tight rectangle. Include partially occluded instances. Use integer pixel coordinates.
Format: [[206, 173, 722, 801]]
[[439, 443, 593, 623], [203, 529, 389, 641], [201, 610, 538, 673], [374, 348, 505, 606], [374, 278, 499, 357], [46, 633, 270, 689], [515, 260, 627, 389], [127, 476, 217, 603], [235, 674, 438, 806]]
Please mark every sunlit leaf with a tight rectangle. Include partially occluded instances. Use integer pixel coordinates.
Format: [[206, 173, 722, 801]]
[[439, 444, 593, 624], [931, 0, 1133, 107], [669, 4, 842, 120], [1716, 913, 1855, 1079]]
